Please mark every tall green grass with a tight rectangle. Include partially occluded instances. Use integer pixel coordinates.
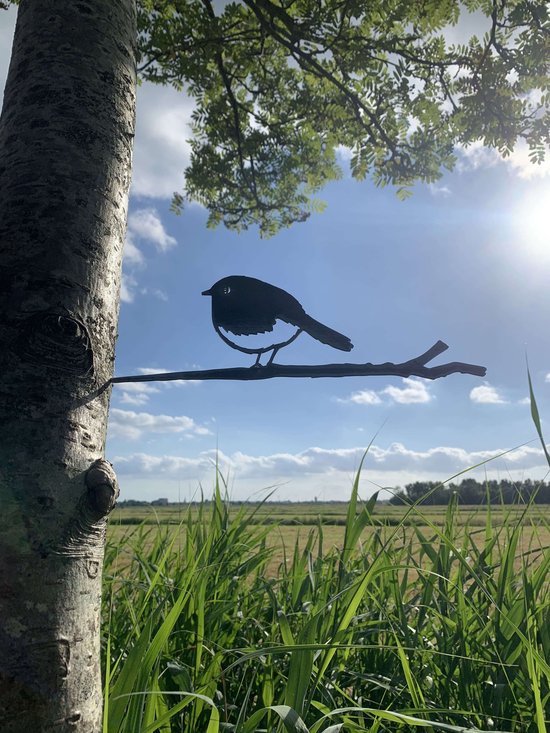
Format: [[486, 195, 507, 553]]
[[102, 470, 549, 732]]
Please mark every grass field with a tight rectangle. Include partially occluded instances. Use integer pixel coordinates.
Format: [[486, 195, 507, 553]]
[[110, 500, 550, 526], [108, 500, 550, 577], [103, 476, 550, 733]]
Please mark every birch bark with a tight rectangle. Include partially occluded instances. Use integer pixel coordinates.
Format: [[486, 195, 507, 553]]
[[0, 1, 136, 730]]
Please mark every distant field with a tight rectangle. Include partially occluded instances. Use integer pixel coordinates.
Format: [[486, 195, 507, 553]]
[[110, 500, 550, 525], [108, 501, 550, 576]]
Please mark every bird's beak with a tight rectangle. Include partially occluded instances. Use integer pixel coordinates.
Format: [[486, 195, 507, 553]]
[[201, 288, 212, 296]]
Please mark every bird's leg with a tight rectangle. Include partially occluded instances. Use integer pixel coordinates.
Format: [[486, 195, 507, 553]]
[[244, 329, 304, 367], [266, 346, 280, 366], [265, 329, 303, 365]]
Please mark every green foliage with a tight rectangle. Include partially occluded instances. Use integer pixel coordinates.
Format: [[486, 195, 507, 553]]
[[391, 477, 550, 505], [137, 0, 550, 235], [527, 363, 550, 468], [103, 471, 550, 732]]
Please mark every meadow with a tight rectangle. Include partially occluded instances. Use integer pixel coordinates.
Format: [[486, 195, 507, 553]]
[[102, 473, 550, 733], [108, 499, 550, 578]]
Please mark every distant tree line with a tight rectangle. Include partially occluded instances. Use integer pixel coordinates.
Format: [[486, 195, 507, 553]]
[[118, 478, 550, 509], [389, 478, 550, 505]]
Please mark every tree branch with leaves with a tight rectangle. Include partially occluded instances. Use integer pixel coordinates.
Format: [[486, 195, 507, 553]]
[[138, 0, 549, 235]]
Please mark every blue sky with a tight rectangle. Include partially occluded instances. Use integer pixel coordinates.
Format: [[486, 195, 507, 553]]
[[2, 7, 550, 501]]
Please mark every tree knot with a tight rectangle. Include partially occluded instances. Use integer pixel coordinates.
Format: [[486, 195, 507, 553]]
[[85, 458, 119, 517], [15, 311, 93, 376]]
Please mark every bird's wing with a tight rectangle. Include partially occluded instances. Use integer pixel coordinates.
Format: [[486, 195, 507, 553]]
[[218, 315, 277, 336]]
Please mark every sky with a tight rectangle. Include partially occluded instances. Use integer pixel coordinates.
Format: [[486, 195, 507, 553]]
[[2, 6, 550, 502]]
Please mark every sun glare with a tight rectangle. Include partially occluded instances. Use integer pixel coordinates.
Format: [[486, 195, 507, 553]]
[[513, 187, 550, 258]]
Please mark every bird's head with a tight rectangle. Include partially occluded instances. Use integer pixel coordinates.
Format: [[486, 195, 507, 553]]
[[202, 277, 237, 299]]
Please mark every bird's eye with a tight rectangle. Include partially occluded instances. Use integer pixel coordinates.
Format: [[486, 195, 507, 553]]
[[222, 285, 231, 295]]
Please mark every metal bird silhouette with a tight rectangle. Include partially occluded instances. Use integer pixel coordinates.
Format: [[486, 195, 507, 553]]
[[202, 275, 353, 366]]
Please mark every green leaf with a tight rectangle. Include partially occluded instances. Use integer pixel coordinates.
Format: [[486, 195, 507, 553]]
[[527, 362, 550, 466]]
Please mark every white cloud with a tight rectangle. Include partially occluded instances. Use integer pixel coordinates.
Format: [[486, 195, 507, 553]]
[[340, 389, 383, 405], [545, 373, 550, 383], [127, 208, 176, 251], [135, 364, 202, 389], [335, 144, 353, 177], [112, 368, 203, 405], [505, 140, 550, 181], [131, 82, 194, 199], [470, 383, 507, 404], [429, 183, 452, 197], [366, 442, 504, 473], [457, 140, 550, 180], [139, 367, 173, 376], [456, 141, 501, 173], [108, 408, 211, 440], [137, 367, 202, 387], [112, 447, 361, 479], [339, 378, 432, 406], [115, 451, 216, 476], [114, 382, 161, 407], [119, 392, 152, 407], [120, 273, 137, 303], [122, 207, 176, 304], [335, 144, 353, 163], [112, 442, 548, 483], [138, 286, 169, 301], [123, 233, 145, 265], [382, 378, 432, 404]]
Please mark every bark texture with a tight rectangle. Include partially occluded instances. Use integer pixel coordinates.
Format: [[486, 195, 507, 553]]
[[0, 1, 136, 730]]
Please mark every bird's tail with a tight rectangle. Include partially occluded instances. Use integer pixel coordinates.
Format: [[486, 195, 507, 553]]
[[299, 314, 353, 352]]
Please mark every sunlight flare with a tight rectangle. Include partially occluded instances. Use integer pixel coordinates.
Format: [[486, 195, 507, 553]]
[[514, 186, 550, 257]]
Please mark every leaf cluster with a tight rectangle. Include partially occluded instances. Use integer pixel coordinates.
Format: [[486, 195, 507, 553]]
[[137, 0, 550, 235]]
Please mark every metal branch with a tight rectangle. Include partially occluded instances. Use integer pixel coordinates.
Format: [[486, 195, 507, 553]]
[[109, 340, 486, 385]]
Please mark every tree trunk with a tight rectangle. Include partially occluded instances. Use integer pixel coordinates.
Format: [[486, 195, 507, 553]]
[[0, 1, 136, 730]]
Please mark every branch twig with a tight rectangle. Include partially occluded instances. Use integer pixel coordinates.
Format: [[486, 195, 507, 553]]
[[109, 340, 486, 385]]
